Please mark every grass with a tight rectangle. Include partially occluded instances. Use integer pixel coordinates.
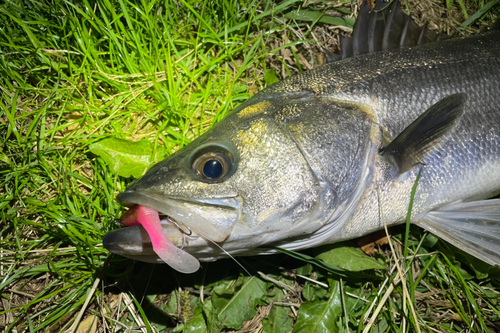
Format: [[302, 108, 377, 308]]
[[1, 0, 500, 332]]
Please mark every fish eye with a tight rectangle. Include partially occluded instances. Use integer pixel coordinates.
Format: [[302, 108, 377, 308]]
[[203, 159, 223, 179], [192, 148, 233, 182]]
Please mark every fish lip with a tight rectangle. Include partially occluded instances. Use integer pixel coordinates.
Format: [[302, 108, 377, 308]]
[[116, 190, 240, 211], [115, 190, 241, 243]]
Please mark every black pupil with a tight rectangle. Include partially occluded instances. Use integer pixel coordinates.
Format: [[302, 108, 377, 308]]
[[203, 159, 223, 179]]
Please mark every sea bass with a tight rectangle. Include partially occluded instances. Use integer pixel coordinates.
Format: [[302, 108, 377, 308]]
[[103, 1, 500, 273]]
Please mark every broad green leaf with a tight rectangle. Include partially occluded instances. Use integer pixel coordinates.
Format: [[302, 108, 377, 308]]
[[89, 137, 166, 178], [295, 263, 313, 276], [458, 266, 475, 280], [278, 248, 379, 279], [302, 281, 328, 302], [301, 282, 315, 301], [262, 304, 294, 333], [184, 303, 207, 333], [294, 280, 342, 333], [262, 278, 294, 333], [314, 243, 386, 271], [422, 232, 440, 248], [264, 69, 279, 85], [276, 248, 348, 276], [372, 318, 389, 332], [203, 298, 221, 333], [211, 276, 267, 330]]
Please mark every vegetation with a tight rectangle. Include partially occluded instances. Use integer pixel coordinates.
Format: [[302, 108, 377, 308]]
[[1, 0, 499, 332]]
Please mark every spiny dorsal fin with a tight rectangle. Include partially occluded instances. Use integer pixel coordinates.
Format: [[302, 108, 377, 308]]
[[380, 93, 466, 173], [328, 0, 453, 62]]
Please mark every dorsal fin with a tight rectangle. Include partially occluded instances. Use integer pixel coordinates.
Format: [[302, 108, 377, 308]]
[[328, 0, 453, 62]]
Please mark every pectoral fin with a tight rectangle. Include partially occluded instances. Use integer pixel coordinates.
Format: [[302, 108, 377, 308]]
[[380, 93, 466, 173], [415, 200, 500, 267]]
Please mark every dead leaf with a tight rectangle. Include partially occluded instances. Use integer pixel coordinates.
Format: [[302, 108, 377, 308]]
[[41, 49, 66, 62], [66, 112, 84, 133], [358, 230, 389, 255], [76, 315, 99, 333]]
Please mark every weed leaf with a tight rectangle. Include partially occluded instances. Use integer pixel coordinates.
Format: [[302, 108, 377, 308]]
[[89, 137, 166, 178], [264, 69, 280, 85], [262, 282, 294, 333], [294, 280, 342, 333], [211, 276, 267, 330], [314, 243, 386, 271], [184, 303, 207, 333]]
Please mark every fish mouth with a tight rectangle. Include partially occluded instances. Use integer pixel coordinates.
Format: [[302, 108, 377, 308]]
[[103, 190, 240, 270]]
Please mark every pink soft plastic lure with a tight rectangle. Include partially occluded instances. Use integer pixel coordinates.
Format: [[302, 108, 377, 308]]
[[120, 205, 200, 273]]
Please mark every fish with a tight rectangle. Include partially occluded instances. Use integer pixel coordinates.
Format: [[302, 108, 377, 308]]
[[103, 1, 500, 274]]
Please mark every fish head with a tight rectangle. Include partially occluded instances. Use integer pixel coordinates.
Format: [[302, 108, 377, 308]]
[[104, 98, 331, 267]]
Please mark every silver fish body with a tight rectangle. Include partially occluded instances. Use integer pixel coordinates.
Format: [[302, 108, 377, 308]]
[[104, 20, 500, 269]]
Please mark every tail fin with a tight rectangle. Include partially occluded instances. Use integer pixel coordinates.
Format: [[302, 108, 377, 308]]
[[416, 200, 500, 267]]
